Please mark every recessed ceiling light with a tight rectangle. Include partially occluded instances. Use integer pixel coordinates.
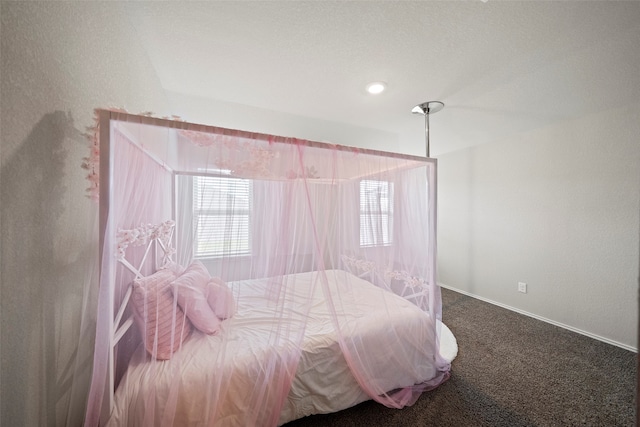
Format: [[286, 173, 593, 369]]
[[366, 82, 386, 94]]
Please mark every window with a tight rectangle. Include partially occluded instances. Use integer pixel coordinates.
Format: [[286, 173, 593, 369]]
[[359, 180, 394, 247], [193, 176, 252, 257]]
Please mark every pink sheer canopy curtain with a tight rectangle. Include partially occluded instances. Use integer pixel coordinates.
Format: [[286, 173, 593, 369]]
[[84, 110, 451, 426]]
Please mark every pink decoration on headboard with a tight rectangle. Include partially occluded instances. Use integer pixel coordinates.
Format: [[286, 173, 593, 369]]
[[341, 255, 429, 289], [116, 220, 176, 260]]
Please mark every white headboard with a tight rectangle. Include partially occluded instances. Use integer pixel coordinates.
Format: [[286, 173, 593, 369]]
[[105, 220, 176, 420]]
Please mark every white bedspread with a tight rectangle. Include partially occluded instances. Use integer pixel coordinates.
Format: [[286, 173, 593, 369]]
[[108, 270, 456, 426]]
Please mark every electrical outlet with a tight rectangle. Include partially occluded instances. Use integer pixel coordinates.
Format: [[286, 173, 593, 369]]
[[518, 282, 527, 293]]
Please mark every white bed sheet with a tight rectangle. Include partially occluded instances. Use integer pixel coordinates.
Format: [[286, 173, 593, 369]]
[[108, 270, 455, 426]]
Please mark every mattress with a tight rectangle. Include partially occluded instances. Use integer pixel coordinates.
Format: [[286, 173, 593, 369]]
[[107, 269, 455, 426]]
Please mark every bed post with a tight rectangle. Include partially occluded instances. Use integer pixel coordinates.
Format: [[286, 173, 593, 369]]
[[98, 109, 111, 277], [97, 109, 115, 425], [429, 159, 438, 319]]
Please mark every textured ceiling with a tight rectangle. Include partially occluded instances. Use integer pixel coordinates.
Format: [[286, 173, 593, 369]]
[[124, 1, 640, 156]]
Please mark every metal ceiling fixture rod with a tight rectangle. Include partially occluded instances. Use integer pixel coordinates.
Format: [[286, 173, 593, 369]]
[[411, 101, 444, 158]]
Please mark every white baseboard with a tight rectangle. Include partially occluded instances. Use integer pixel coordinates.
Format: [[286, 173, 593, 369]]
[[438, 283, 638, 353]]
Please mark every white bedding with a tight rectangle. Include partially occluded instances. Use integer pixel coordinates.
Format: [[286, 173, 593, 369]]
[[108, 270, 456, 426]]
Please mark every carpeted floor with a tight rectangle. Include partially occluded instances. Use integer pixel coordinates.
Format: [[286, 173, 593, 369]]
[[285, 288, 636, 426]]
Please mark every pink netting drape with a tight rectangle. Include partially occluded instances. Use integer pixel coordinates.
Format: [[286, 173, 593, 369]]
[[85, 113, 450, 426]]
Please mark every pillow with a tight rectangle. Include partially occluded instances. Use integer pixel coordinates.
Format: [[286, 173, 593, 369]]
[[131, 269, 193, 360], [172, 261, 221, 335], [207, 277, 237, 320]]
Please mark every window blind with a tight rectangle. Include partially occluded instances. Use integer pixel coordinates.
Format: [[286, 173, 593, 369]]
[[193, 176, 252, 257], [359, 180, 394, 247]]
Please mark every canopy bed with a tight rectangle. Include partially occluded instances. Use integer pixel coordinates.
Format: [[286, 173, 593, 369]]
[[83, 110, 456, 426]]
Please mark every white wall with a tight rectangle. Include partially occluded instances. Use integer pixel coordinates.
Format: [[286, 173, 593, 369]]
[[1, 3, 170, 426], [166, 90, 399, 152], [437, 102, 640, 350]]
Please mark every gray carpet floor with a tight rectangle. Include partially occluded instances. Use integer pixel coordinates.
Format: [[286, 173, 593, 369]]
[[285, 288, 636, 426]]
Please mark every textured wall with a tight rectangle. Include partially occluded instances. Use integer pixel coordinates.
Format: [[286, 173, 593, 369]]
[[1, 2, 169, 426], [437, 102, 640, 350], [166, 91, 401, 154]]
